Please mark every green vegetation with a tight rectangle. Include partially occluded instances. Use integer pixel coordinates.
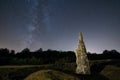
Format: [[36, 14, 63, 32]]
[[0, 63, 76, 80], [25, 69, 79, 80], [0, 48, 120, 80], [0, 48, 120, 65], [101, 65, 120, 80], [0, 60, 119, 80]]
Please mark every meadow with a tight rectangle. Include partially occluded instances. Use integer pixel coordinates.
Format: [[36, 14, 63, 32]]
[[0, 60, 120, 80]]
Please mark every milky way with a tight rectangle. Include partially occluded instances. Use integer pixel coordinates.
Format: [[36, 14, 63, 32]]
[[25, 0, 52, 49], [0, 0, 120, 53]]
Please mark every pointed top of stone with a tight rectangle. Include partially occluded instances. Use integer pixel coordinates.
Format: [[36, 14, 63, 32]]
[[78, 32, 83, 41]]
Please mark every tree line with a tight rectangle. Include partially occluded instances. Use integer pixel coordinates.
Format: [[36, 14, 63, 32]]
[[0, 48, 120, 65]]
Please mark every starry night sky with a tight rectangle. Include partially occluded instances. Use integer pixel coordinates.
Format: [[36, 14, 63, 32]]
[[0, 0, 120, 53]]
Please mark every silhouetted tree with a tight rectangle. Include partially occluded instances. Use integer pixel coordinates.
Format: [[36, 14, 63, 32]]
[[36, 48, 43, 52], [0, 48, 10, 57], [21, 48, 30, 53], [10, 50, 15, 57]]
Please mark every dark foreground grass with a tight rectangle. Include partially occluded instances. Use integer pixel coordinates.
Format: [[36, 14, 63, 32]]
[[101, 65, 120, 80], [0, 60, 120, 80], [25, 69, 79, 80], [0, 63, 76, 80]]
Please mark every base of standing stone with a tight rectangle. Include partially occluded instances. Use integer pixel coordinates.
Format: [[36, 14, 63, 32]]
[[76, 65, 91, 74]]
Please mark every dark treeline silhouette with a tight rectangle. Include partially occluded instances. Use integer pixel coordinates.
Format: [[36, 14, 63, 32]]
[[0, 48, 120, 65], [0, 48, 76, 65], [87, 49, 120, 60]]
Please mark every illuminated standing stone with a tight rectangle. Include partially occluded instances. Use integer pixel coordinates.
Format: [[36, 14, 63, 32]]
[[75, 32, 90, 74]]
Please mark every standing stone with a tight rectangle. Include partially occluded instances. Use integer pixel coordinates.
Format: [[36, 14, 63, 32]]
[[75, 32, 90, 74]]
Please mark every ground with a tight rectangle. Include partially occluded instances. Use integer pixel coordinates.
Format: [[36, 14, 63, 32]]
[[0, 60, 120, 80]]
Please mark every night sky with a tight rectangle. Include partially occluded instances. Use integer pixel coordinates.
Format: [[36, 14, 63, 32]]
[[0, 0, 120, 53]]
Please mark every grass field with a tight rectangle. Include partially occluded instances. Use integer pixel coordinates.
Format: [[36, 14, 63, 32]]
[[0, 60, 120, 80], [25, 69, 79, 80], [101, 65, 120, 80], [0, 63, 76, 80]]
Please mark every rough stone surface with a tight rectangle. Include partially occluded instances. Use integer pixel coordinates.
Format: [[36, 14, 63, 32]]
[[75, 32, 90, 74]]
